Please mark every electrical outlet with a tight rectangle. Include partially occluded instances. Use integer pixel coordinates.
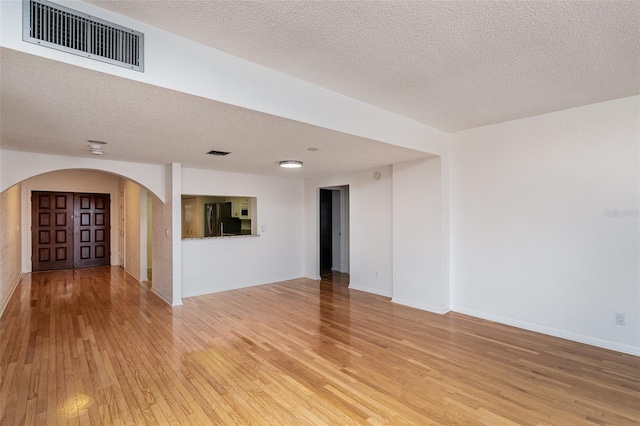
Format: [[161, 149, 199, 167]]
[[615, 313, 626, 326], [375, 271, 379, 279]]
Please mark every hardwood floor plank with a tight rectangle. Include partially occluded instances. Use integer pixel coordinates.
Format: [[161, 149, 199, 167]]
[[1, 268, 638, 425]]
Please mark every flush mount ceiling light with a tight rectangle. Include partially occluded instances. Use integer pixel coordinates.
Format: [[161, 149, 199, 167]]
[[279, 160, 303, 169], [88, 140, 107, 155]]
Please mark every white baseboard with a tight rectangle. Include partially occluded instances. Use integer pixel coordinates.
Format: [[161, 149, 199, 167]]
[[392, 297, 450, 315], [305, 274, 321, 280], [452, 305, 640, 357], [349, 283, 392, 298], [0, 273, 23, 318], [150, 286, 175, 306], [182, 274, 305, 299], [124, 267, 140, 281], [125, 269, 177, 307]]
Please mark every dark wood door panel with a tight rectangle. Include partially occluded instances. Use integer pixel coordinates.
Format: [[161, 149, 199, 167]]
[[31, 191, 74, 271], [32, 191, 111, 271], [74, 193, 111, 268]]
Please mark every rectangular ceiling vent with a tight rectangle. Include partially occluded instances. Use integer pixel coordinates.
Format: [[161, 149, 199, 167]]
[[23, 0, 144, 72], [207, 150, 231, 156]]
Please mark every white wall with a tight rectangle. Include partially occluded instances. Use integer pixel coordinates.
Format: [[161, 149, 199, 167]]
[[305, 166, 393, 297], [122, 179, 143, 280], [331, 189, 341, 271], [0, 183, 22, 317], [140, 189, 148, 281], [450, 96, 640, 355], [392, 157, 448, 313], [181, 167, 304, 297], [20, 170, 120, 271], [120, 181, 150, 282], [151, 185, 174, 305], [147, 194, 153, 269], [169, 163, 182, 304], [0, 150, 166, 201]]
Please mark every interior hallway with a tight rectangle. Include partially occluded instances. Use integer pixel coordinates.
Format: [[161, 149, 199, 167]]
[[0, 267, 638, 425]]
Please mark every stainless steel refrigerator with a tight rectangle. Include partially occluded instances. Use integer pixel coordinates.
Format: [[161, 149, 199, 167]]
[[205, 202, 239, 236]]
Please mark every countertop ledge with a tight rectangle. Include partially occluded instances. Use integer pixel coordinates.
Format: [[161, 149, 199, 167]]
[[182, 234, 260, 240]]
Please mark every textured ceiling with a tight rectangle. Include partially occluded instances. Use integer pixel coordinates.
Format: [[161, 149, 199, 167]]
[[87, 0, 640, 132], [2, 1, 638, 179], [0, 48, 430, 178]]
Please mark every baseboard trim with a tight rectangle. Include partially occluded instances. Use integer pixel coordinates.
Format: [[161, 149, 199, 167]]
[[452, 305, 640, 357], [124, 267, 140, 281], [182, 274, 305, 299], [348, 283, 392, 298], [150, 287, 175, 306], [305, 274, 321, 281], [0, 273, 23, 319], [392, 297, 450, 315]]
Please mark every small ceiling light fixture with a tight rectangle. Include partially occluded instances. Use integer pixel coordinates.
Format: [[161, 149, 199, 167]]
[[88, 140, 107, 155], [279, 160, 303, 169]]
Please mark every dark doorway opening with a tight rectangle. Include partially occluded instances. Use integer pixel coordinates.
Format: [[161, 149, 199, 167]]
[[319, 189, 333, 276], [32, 191, 111, 272], [319, 186, 349, 282]]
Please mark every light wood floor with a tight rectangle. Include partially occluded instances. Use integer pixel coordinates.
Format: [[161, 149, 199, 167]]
[[1, 267, 638, 425]]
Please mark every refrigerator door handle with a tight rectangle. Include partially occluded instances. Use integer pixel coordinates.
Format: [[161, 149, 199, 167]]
[[206, 205, 213, 236]]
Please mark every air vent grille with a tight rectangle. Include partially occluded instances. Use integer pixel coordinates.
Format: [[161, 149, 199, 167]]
[[207, 150, 231, 156], [23, 0, 144, 72]]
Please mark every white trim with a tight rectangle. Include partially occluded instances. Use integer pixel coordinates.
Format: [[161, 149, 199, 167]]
[[169, 163, 182, 305], [123, 267, 140, 282], [349, 283, 392, 298], [0, 273, 23, 318], [182, 274, 305, 299], [151, 286, 181, 306], [452, 305, 640, 357], [392, 297, 450, 315], [305, 274, 321, 281], [139, 190, 148, 282], [119, 189, 126, 268]]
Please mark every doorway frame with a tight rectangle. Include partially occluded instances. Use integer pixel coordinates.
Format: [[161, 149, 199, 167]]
[[30, 191, 113, 271], [119, 189, 126, 268], [21, 173, 120, 273], [318, 185, 350, 277]]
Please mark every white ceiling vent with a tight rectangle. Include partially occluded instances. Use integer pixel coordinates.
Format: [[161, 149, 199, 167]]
[[23, 0, 144, 72]]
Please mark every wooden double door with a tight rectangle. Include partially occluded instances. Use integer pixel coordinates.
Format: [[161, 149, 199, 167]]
[[32, 191, 111, 272]]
